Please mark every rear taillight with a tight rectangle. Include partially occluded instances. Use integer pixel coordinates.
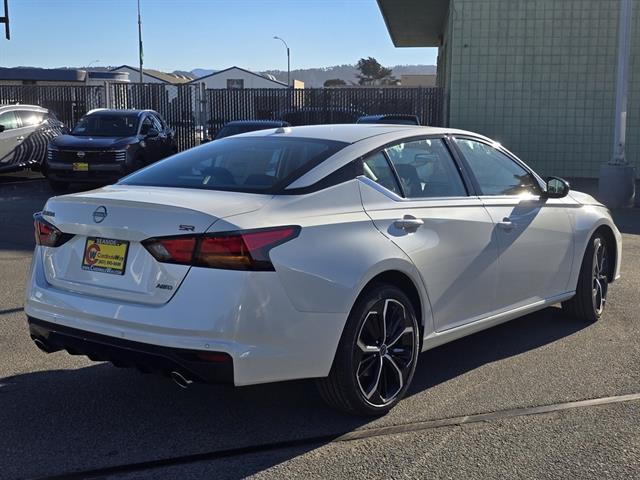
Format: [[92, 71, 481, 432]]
[[144, 237, 197, 264], [142, 226, 300, 271], [33, 213, 73, 247]]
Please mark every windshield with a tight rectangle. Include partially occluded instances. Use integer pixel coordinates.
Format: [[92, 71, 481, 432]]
[[120, 136, 348, 192], [72, 114, 139, 137]]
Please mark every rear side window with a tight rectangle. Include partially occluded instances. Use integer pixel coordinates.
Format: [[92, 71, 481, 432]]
[[0, 111, 20, 130], [385, 139, 467, 198], [363, 152, 402, 195], [16, 110, 45, 127], [121, 136, 347, 192]]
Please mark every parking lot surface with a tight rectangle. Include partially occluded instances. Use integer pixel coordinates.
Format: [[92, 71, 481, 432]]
[[0, 179, 638, 479]]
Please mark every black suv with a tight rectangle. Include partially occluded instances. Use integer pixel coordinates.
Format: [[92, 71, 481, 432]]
[[45, 109, 176, 191]]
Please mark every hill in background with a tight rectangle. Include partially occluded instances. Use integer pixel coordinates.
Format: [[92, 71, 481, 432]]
[[187, 64, 436, 87]]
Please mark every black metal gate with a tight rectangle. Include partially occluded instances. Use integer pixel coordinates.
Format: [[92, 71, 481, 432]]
[[0, 85, 104, 127], [0, 83, 443, 152], [204, 87, 443, 137]]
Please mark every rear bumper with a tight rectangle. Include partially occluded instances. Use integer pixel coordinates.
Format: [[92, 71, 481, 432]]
[[28, 317, 234, 383], [24, 247, 347, 386]]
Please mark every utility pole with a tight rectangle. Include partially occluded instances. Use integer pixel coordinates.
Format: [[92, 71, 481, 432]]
[[137, 0, 144, 85], [612, 0, 632, 166], [599, 0, 636, 207], [0, 0, 10, 40]]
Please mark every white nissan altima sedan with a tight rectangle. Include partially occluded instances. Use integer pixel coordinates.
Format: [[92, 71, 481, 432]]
[[25, 124, 622, 415]]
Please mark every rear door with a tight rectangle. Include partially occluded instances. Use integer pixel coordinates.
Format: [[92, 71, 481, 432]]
[[359, 136, 500, 332], [451, 137, 574, 310]]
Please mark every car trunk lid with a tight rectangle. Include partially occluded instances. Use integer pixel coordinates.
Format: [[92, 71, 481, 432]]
[[40, 185, 271, 305]]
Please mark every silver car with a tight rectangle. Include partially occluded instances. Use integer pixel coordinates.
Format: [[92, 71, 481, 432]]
[[0, 104, 65, 173]]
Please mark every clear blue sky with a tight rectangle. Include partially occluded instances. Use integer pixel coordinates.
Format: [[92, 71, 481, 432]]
[[0, 0, 437, 72]]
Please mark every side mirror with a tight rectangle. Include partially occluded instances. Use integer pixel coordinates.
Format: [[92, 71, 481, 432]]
[[146, 128, 159, 138], [0, 124, 5, 133], [544, 176, 570, 199]]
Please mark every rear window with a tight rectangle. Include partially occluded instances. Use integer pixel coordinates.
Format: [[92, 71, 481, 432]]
[[120, 136, 348, 192]]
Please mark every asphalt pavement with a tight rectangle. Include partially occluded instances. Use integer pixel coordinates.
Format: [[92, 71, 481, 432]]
[[0, 179, 638, 480]]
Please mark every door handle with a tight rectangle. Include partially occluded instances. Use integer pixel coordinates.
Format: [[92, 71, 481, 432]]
[[394, 215, 424, 232], [497, 217, 514, 231], [16, 136, 24, 142]]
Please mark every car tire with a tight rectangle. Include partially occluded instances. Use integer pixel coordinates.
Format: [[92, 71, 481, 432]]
[[48, 179, 69, 193], [562, 231, 610, 322], [317, 283, 420, 416], [127, 156, 145, 174]]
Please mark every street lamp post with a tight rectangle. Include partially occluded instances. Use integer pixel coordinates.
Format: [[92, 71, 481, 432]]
[[273, 36, 290, 87], [599, 0, 636, 207]]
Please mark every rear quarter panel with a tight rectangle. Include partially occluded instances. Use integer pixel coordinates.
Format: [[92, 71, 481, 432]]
[[208, 179, 434, 330]]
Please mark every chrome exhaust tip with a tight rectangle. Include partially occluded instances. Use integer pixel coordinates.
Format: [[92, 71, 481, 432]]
[[33, 338, 54, 353], [170, 371, 193, 389]]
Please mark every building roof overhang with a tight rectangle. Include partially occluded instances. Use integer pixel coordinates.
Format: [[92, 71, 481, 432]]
[[377, 0, 450, 47]]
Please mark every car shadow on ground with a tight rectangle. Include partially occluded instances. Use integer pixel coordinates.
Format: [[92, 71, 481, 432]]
[[409, 305, 586, 394], [0, 305, 590, 479]]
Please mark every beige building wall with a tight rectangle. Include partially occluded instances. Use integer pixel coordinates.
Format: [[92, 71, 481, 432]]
[[444, 0, 637, 178]]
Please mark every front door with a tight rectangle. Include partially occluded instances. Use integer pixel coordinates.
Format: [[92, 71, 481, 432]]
[[0, 111, 22, 167], [451, 137, 574, 311], [139, 115, 162, 164], [359, 137, 501, 332]]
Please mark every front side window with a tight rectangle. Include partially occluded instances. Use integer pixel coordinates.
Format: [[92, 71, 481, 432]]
[[72, 114, 138, 137], [17, 110, 45, 127], [0, 111, 20, 131], [150, 114, 164, 131], [385, 139, 467, 198], [453, 138, 541, 196], [140, 116, 154, 135], [121, 136, 347, 192]]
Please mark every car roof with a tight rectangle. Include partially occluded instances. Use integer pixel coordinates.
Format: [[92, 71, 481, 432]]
[[358, 114, 418, 120], [223, 120, 288, 126], [85, 109, 156, 117], [0, 104, 48, 113], [281, 125, 496, 190], [237, 123, 484, 144]]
